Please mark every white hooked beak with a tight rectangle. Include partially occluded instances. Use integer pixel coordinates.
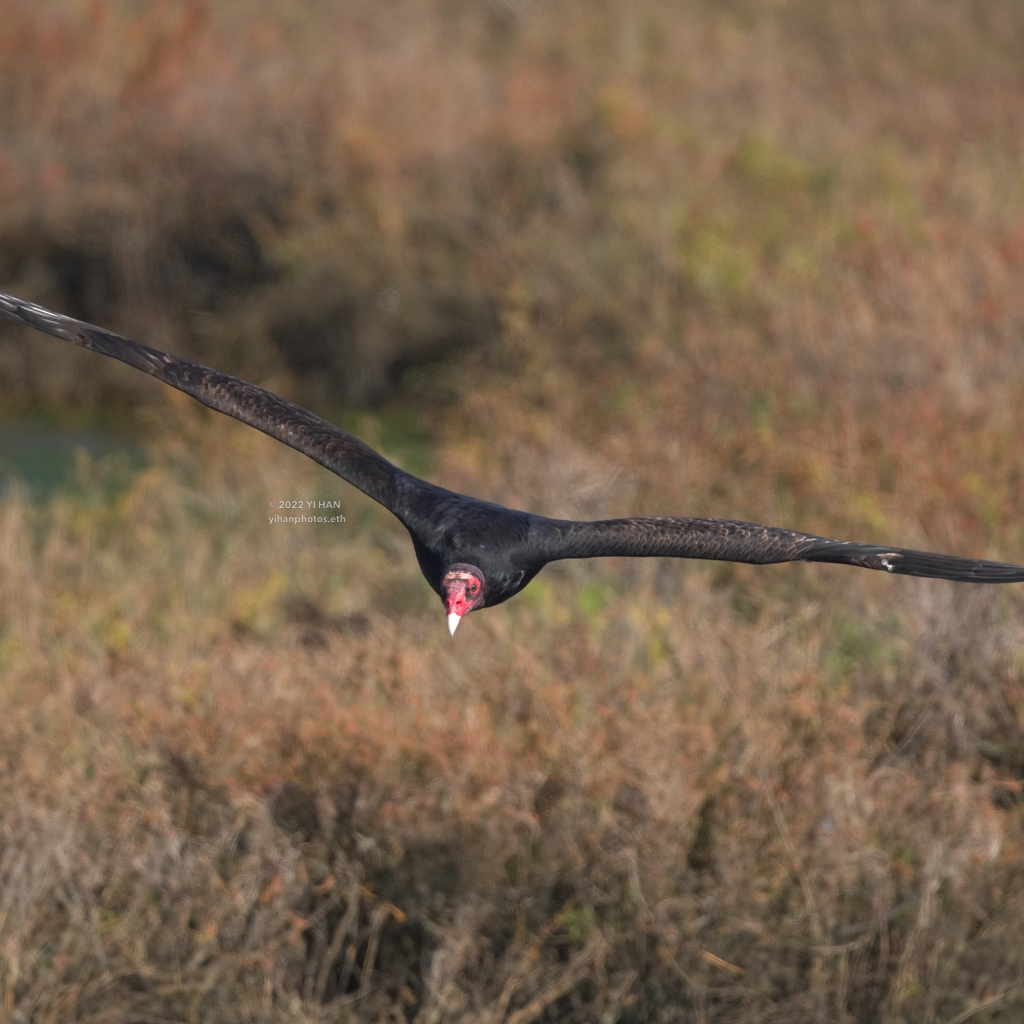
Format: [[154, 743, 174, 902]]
[[447, 611, 462, 636]]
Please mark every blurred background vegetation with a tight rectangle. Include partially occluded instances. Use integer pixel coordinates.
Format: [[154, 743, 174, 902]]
[[2, 0, 1024, 1020]]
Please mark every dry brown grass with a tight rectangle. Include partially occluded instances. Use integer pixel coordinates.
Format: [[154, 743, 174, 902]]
[[2, 0, 1024, 1020]]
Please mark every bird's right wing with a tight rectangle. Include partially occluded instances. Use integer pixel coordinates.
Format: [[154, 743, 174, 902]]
[[535, 515, 1024, 583], [0, 292, 404, 512]]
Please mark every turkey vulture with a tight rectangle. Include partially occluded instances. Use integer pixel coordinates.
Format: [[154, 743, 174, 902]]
[[3, 290, 1023, 635]]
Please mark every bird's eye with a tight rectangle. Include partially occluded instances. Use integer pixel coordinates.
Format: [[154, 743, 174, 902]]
[[469, 580, 479, 594]]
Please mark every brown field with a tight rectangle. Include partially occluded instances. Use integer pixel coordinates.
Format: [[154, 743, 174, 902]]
[[2, 0, 1024, 1020]]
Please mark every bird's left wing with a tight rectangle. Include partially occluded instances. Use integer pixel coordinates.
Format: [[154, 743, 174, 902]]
[[535, 515, 1024, 583], [0, 292, 405, 512]]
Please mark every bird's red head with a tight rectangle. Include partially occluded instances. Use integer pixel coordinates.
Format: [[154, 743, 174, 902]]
[[441, 564, 486, 635]]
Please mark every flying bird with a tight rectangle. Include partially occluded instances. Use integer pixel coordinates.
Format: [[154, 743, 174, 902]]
[[3, 290, 1024, 635]]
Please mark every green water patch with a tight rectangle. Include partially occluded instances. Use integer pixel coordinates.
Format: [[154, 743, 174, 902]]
[[0, 421, 147, 500]]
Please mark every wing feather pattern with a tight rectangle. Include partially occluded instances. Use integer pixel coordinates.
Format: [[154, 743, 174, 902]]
[[0, 292, 403, 512], [537, 516, 1024, 583]]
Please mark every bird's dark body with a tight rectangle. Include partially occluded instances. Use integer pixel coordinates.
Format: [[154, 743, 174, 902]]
[[4, 289, 1024, 625], [396, 480, 545, 606]]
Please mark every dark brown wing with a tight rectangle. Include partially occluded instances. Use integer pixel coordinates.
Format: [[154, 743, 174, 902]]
[[0, 292, 404, 512], [534, 515, 1024, 583]]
